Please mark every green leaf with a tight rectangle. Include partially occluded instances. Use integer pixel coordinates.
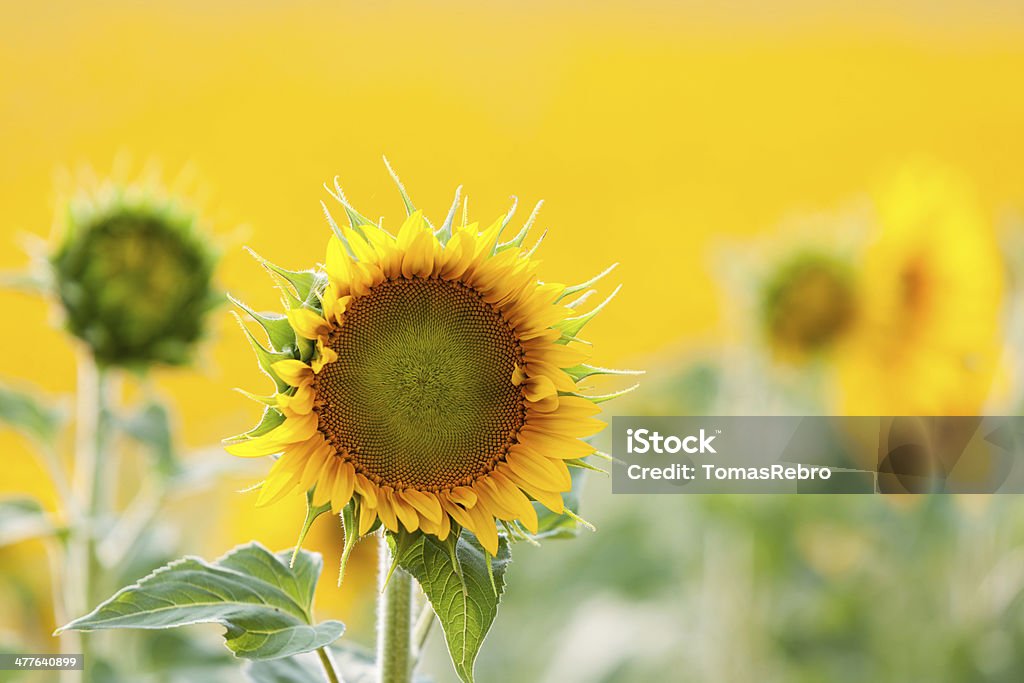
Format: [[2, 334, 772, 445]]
[[389, 531, 511, 683], [58, 543, 345, 661], [0, 496, 53, 546], [0, 383, 63, 444]]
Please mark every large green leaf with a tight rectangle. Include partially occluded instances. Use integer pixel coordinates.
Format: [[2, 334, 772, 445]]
[[58, 543, 345, 661], [389, 531, 511, 683]]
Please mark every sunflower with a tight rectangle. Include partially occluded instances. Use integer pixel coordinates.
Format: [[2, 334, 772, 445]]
[[837, 164, 1006, 414], [226, 174, 624, 555], [760, 251, 858, 361], [50, 182, 220, 368]]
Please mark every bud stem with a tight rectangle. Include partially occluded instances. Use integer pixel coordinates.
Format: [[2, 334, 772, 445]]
[[68, 354, 114, 683]]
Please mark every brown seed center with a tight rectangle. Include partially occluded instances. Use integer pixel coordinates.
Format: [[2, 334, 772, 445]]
[[313, 278, 525, 490]]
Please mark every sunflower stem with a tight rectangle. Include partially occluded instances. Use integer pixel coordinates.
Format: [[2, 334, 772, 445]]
[[377, 536, 414, 683], [69, 353, 113, 683], [317, 646, 341, 683]]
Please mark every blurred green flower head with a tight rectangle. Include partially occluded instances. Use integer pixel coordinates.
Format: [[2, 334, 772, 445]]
[[760, 251, 857, 360], [51, 187, 220, 368]]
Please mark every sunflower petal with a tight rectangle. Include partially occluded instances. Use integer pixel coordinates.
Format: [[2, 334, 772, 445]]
[[473, 478, 517, 520], [440, 496, 474, 530], [517, 428, 596, 459], [465, 503, 499, 556], [256, 469, 301, 507], [359, 500, 379, 535], [271, 359, 314, 387], [522, 375, 558, 403], [506, 449, 572, 491], [331, 461, 356, 513], [391, 491, 421, 532], [299, 442, 333, 491], [326, 235, 356, 286], [489, 470, 538, 534], [287, 308, 331, 341], [499, 464, 565, 514], [399, 489, 443, 524], [277, 385, 315, 415], [355, 473, 378, 508], [376, 489, 400, 532], [448, 486, 478, 508], [312, 459, 340, 508]]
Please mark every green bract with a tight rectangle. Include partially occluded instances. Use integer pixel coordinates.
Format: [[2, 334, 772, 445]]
[[51, 189, 220, 368]]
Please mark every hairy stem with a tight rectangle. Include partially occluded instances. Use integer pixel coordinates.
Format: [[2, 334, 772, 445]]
[[69, 355, 111, 682], [317, 646, 341, 683], [377, 537, 413, 683]]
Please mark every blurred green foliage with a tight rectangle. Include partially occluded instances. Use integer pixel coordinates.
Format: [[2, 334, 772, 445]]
[[418, 365, 1024, 683]]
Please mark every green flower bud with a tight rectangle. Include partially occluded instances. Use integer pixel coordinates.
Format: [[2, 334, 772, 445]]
[[51, 188, 220, 369]]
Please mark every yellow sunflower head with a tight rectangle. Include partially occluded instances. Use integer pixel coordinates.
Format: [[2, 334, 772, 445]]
[[225, 171, 628, 556], [838, 163, 1006, 414], [50, 183, 220, 369]]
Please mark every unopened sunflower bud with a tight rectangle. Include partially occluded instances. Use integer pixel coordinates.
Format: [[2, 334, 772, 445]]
[[51, 187, 220, 368]]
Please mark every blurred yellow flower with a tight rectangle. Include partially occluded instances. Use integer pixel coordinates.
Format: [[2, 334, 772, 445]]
[[839, 164, 1006, 415]]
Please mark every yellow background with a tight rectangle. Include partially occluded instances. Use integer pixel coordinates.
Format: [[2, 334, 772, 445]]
[[2, 0, 1024, 654]]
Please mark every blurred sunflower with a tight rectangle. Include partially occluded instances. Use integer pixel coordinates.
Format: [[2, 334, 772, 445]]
[[49, 181, 220, 369], [712, 207, 867, 413], [838, 164, 1007, 415], [717, 205, 868, 365], [759, 251, 858, 362], [227, 174, 620, 555]]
